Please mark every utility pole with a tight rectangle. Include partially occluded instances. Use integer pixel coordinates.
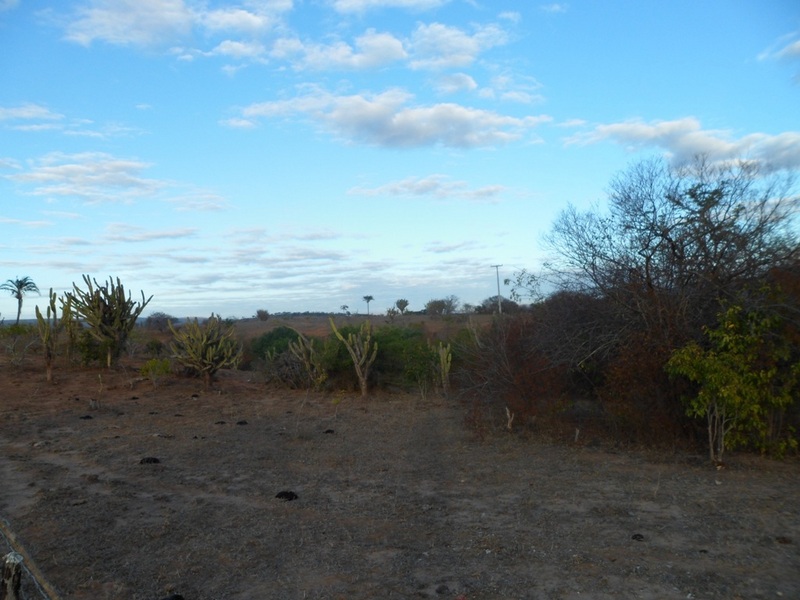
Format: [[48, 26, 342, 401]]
[[491, 265, 503, 314]]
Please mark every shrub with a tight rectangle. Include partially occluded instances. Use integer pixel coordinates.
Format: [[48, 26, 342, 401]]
[[140, 358, 172, 388], [169, 314, 242, 388], [251, 326, 298, 359]]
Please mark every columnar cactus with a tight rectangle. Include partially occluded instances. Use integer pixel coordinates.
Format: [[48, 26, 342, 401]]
[[169, 314, 242, 388], [329, 318, 378, 397]]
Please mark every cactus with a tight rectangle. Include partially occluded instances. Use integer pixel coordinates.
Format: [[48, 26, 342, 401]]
[[329, 318, 378, 398], [169, 314, 242, 388], [35, 288, 71, 382], [66, 275, 152, 368], [436, 341, 452, 397], [288, 331, 328, 391]]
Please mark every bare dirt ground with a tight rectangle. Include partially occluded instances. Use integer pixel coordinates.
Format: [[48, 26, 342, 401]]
[[1, 351, 799, 599]]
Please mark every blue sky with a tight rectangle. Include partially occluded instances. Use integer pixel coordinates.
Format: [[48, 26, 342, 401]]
[[1, 0, 799, 320]]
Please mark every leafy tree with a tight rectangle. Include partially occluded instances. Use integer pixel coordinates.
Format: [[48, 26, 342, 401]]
[[395, 299, 409, 314], [363, 295, 374, 315], [477, 295, 521, 314], [169, 314, 242, 388], [145, 311, 175, 333], [666, 305, 799, 462], [66, 275, 152, 368], [1, 276, 40, 325], [425, 295, 460, 316]]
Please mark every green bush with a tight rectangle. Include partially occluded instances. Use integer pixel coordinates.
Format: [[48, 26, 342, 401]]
[[251, 326, 299, 358], [373, 325, 435, 391], [140, 358, 172, 388]]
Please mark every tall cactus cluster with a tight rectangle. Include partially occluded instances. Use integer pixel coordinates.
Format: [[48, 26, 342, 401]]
[[34, 289, 72, 382], [66, 275, 152, 368], [169, 314, 242, 388], [329, 318, 378, 397]]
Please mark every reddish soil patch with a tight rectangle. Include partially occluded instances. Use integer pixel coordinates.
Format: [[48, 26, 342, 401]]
[[0, 344, 798, 599]]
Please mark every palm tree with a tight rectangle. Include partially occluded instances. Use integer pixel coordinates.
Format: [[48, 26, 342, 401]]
[[1, 276, 40, 325], [363, 295, 374, 315]]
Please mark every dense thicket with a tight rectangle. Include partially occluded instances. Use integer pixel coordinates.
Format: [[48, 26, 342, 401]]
[[501, 156, 800, 449]]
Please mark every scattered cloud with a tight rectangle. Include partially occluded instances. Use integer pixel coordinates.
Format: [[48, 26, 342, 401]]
[[539, 3, 568, 13], [567, 117, 800, 171], [0, 103, 64, 121], [434, 73, 478, 94], [760, 31, 800, 83], [759, 31, 800, 61], [240, 87, 551, 148], [61, 0, 290, 49], [104, 224, 197, 243], [276, 29, 406, 70], [0, 215, 51, 228], [349, 174, 506, 201], [64, 0, 195, 47], [0, 0, 18, 11], [329, 0, 449, 13], [9, 152, 164, 203], [408, 22, 508, 70], [207, 39, 267, 60]]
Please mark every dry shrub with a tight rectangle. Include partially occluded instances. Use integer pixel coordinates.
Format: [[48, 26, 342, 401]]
[[599, 330, 689, 446], [457, 314, 568, 430]]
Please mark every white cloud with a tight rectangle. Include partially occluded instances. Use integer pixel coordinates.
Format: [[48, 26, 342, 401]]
[[208, 39, 266, 59], [408, 22, 508, 70], [280, 29, 406, 70], [349, 174, 506, 201], [64, 0, 195, 47], [199, 7, 275, 34], [539, 3, 568, 13], [104, 224, 197, 243], [240, 87, 552, 148], [9, 152, 165, 203], [330, 0, 449, 13], [568, 117, 800, 171], [760, 31, 800, 61], [434, 73, 478, 94], [0, 103, 63, 121], [62, 0, 289, 49], [0, 0, 19, 11]]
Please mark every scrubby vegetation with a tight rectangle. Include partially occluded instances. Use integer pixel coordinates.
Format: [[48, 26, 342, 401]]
[[2, 157, 798, 462]]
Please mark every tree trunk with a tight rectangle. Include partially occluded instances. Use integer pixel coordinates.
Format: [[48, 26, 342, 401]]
[[1, 552, 22, 600]]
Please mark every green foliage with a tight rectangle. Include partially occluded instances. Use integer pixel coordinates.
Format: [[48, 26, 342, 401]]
[[0, 323, 38, 366], [395, 298, 409, 314], [169, 314, 243, 388], [373, 325, 435, 393], [140, 358, 172, 388], [66, 275, 153, 368], [251, 326, 298, 359], [330, 318, 378, 397], [145, 339, 165, 357], [255, 309, 270, 321], [666, 305, 799, 461]]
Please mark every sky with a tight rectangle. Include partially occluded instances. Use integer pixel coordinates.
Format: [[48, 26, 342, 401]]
[[1, 0, 799, 321]]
